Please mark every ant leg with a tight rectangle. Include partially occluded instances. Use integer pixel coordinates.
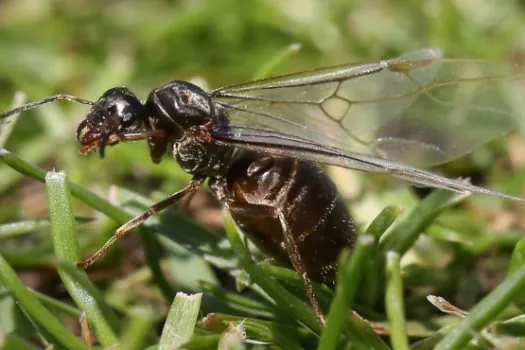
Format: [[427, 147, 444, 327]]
[[78, 176, 205, 269], [227, 203, 325, 325], [275, 210, 325, 325], [180, 189, 198, 212]]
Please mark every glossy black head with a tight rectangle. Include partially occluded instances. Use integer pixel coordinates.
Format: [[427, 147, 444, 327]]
[[77, 87, 145, 155]]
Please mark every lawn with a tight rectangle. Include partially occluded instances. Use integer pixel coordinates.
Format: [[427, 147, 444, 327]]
[[1, 0, 525, 349]]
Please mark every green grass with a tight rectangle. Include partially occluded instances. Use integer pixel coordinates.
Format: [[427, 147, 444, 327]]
[[1, 0, 525, 349]]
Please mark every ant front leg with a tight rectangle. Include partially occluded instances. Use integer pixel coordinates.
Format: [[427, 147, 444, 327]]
[[78, 176, 205, 269], [227, 203, 326, 325]]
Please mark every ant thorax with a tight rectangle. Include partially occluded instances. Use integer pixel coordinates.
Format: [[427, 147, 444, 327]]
[[173, 136, 234, 177]]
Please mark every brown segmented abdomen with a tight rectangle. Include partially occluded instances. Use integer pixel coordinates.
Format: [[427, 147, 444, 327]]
[[210, 150, 357, 285]]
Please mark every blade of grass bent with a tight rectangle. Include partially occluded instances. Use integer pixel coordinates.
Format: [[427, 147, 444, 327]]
[[46, 171, 120, 346]]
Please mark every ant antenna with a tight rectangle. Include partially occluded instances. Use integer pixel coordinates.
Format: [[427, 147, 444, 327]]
[[0, 94, 96, 120]]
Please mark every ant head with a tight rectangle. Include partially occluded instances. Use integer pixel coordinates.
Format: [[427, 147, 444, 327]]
[[76, 87, 144, 156]]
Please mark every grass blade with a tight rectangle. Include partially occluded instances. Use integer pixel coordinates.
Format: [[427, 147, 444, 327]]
[[380, 190, 468, 255], [252, 42, 302, 79], [318, 235, 378, 350], [435, 262, 525, 349], [385, 251, 409, 350], [159, 292, 202, 350], [223, 210, 322, 334], [46, 171, 120, 346], [117, 308, 156, 350], [361, 205, 402, 308], [0, 254, 88, 349], [0, 92, 26, 147]]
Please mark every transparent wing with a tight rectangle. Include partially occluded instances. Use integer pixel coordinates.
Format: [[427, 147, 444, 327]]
[[212, 48, 524, 167], [210, 126, 525, 201]]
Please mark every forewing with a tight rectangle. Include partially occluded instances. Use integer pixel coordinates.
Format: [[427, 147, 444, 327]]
[[212, 48, 523, 167]]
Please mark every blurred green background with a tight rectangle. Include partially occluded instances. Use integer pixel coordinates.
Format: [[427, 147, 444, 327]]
[[1, 0, 525, 349]]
